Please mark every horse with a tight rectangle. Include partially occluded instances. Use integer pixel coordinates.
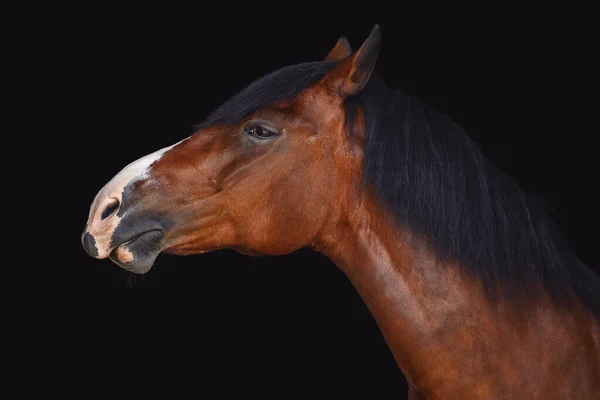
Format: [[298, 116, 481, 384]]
[[81, 25, 599, 398]]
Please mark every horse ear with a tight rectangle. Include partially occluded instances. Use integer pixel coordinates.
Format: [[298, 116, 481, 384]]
[[321, 25, 381, 98], [324, 36, 352, 61]]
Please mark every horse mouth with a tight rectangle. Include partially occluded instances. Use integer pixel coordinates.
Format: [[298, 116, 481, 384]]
[[109, 230, 163, 274]]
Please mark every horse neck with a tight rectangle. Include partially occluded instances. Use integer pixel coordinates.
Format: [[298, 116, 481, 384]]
[[313, 191, 482, 383], [312, 187, 600, 397]]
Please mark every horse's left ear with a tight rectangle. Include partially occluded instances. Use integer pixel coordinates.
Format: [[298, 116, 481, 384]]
[[321, 25, 381, 98], [325, 36, 352, 61]]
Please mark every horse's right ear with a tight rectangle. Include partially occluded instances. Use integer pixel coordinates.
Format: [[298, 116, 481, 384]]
[[321, 25, 381, 98]]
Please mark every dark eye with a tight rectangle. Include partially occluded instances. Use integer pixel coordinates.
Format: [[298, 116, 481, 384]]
[[245, 125, 278, 140]]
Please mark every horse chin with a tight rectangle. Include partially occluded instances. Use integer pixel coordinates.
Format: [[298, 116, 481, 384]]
[[108, 230, 163, 274]]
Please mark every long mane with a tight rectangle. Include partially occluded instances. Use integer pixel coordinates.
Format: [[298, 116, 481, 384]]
[[196, 59, 599, 317]]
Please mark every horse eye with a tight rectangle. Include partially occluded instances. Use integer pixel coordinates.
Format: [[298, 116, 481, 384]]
[[245, 125, 277, 140]]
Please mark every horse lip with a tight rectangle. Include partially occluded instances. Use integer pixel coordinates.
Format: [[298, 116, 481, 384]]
[[109, 229, 164, 273], [113, 229, 163, 250]]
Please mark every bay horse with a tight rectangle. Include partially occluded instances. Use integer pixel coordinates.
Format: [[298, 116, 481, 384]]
[[82, 26, 599, 398]]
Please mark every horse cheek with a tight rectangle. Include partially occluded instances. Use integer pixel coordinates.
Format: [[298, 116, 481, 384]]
[[264, 170, 331, 253]]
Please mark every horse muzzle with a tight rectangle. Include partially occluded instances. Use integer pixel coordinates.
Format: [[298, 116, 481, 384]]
[[82, 203, 170, 274]]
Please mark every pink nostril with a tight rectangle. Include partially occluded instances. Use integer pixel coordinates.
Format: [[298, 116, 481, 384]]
[[100, 199, 120, 220]]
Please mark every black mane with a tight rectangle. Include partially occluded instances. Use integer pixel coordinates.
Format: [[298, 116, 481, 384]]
[[197, 60, 599, 316]]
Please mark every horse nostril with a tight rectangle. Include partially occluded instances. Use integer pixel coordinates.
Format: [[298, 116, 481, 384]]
[[101, 199, 120, 220]]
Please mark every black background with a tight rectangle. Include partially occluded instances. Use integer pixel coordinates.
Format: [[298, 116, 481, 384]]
[[27, 5, 598, 398]]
